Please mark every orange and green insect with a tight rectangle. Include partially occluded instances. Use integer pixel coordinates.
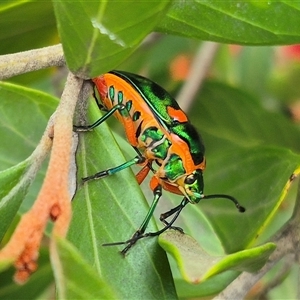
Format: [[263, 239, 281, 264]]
[[76, 70, 245, 254]]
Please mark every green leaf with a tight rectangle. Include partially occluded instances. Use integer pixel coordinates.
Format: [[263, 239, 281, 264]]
[[159, 230, 276, 283], [0, 259, 13, 273], [200, 146, 300, 253], [0, 82, 58, 238], [0, 81, 58, 170], [157, 1, 300, 45], [174, 272, 239, 298], [191, 81, 300, 153], [234, 47, 275, 97], [52, 237, 117, 300], [0, 0, 57, 55], [0, 160, 30, 240], [53, 0, 171, 78], [69, 99, 177, 299]]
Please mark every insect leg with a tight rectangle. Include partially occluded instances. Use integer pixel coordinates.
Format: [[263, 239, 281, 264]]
[[158, 198, 190, 233], [116, 198, 189, 255], [82, 156, 146, 182], [142, 197, 189, 237], [119, 185, 163, 254], [74, 104, 125, 131], [132, 146, 155, 184], [118, 181, 188, 253], [103, 194, 189, 255], [102, 184, 163, 254], [135, 164, 151, 185]]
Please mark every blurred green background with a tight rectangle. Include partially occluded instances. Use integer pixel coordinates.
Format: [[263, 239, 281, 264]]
[[1, 1, 300, 299]]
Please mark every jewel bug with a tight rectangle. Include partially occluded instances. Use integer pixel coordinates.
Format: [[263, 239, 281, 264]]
[[75, 70, 245, 255]]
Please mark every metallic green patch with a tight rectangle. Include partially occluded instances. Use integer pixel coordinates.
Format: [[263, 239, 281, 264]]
[[133, 111, 141, 121], [164, 154, 185, 181], [118, 91, 123, 104], [152, 139, 171, 160], [109, 86, 115, 103], [126, 100, 133, 112], [141, 127, 164, 143]]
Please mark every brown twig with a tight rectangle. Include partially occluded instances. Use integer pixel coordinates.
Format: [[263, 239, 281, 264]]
[[0, 72, 83, 283], [0, 44, 65, 80], [176, 42, 220, 113], [252, 257, 294, 299]]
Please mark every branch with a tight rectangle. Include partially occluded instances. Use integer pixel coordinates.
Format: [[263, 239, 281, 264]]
[[176, 42, 220, 112], [0, 72, 83, 283], [252, 257, 294, 299], [0, 44, 65, 80]]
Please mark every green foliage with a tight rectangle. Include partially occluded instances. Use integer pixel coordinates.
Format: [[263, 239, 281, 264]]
[[158, 1, 300, 45], [0, 82, 58, 242], [52, 237, 117, 299], [0, 0, 56, 55], [1, 1, 300, 299], [52, 1, 171, 77], [189, 81, 300, 252], [0, 160, 30, 241], [159, 230, 276, 282], [0, 248, 53, 300]]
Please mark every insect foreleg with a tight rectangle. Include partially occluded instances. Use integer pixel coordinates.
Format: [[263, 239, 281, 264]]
[[157, 197, 190, 233], [74, 103, 125, 131]]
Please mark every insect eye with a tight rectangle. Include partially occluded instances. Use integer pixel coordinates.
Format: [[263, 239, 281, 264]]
[[185, 174, 196, 185]]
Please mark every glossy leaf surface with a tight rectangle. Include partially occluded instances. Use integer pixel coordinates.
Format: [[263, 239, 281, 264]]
[[0, 82, 58, 170], [0, 0, 57, 55], [53, 1, 171, 78], [0, 161, 30, 240], [158, 1, 300, 45], [53, 237, 117, 299], [186, 81, 300, 253], [159, 230, 276, 283]]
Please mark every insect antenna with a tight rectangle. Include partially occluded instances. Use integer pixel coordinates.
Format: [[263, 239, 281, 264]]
[[202, 194, 246, 213]]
